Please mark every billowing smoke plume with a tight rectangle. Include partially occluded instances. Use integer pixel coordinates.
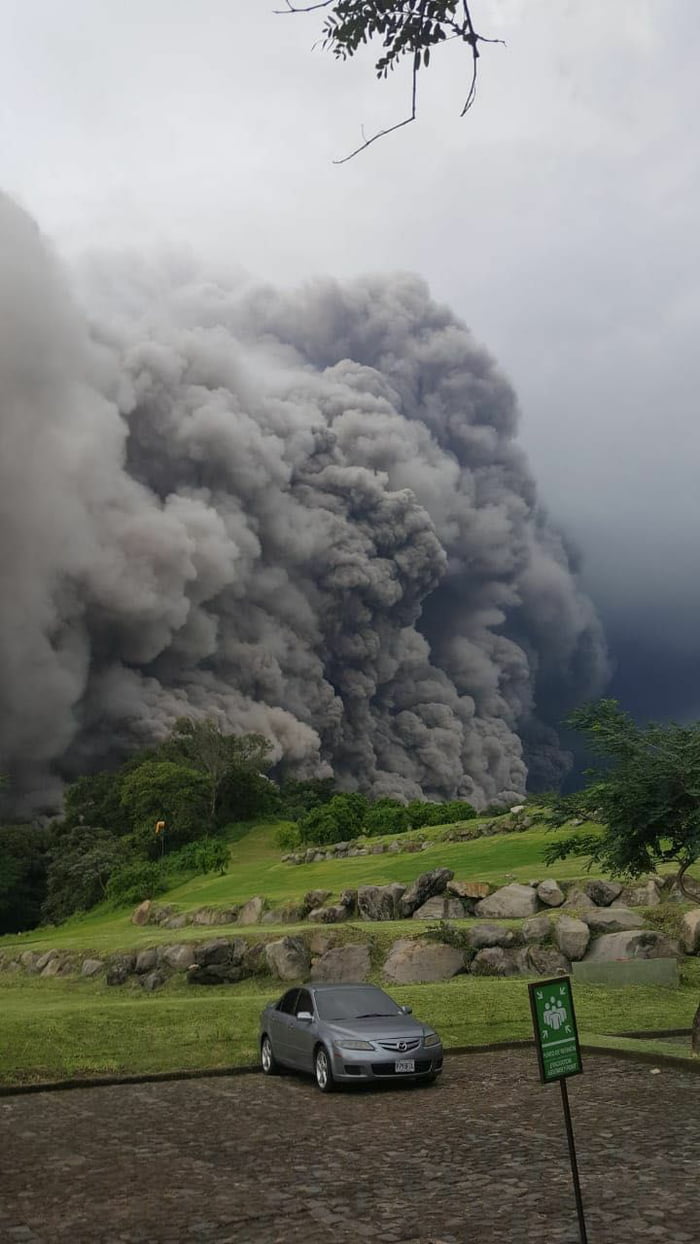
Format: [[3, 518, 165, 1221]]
[[0, 194, 608, 814]]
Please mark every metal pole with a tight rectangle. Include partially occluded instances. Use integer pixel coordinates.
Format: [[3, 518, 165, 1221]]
[[559, 1078, 588, 1244]]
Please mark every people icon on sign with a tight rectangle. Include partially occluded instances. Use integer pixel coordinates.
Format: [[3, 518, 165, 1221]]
[[543, 996, 567, 1032]]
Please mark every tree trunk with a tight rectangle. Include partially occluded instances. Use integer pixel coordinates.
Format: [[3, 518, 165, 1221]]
[[676, 858, 699, 901], [692, 1002, 700, 1057]]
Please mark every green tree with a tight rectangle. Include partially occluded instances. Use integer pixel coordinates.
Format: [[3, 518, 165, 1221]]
[[0, 824, 50, 934], [42, 827, 127, 924], [543, 699, 700, 898], [160, 718, 272, 824], [119, 760, 212, 853], [297, 792, 369, 845], [363, 798, 410, 836], [280, 1, 500, 160]]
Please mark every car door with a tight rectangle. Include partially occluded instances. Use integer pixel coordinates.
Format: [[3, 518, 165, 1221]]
[[268, 989, 299, 1065], [286, 988, 317, 1072]]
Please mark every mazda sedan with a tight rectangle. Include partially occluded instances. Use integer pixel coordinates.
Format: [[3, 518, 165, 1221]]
[[259, 982, 444, 1092]]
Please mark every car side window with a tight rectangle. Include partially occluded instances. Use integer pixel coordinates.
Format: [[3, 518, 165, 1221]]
[[295, 989, 313, 1016], [277, 989, 299, 1014]]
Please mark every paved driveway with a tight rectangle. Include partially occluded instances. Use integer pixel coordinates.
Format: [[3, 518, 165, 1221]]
[[0, 1051, 697, 1243]]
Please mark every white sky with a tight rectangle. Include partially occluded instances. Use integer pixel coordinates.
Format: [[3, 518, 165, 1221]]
[[2, 0, 699, 714]]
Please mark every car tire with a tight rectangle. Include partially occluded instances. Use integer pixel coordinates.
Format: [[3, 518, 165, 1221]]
[[261, 1035, 280, 1076], [314, 1044, 336, 1093]]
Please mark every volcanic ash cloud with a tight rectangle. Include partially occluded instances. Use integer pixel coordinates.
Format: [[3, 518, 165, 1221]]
[[0, 194, 608, 812]]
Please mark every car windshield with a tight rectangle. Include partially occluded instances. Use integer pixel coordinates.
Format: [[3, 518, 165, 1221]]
[[316, 987, 402, 1021]]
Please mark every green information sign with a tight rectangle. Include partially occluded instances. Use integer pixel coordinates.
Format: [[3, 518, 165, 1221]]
[[528, 976, 583, 1084]]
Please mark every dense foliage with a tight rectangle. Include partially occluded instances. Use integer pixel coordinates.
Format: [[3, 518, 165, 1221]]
[[544, 699, 700, 896], [0, 824, 50, 934]]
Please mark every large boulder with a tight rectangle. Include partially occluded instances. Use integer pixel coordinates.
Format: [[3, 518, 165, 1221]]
[[301, 890, 332, 917], [265, 937, 310, 982], [106, 953, 136, 986], [584, 930, 680, 963], [358, 883, 406, 921], [140, 970, 166, 992], [680, 909, 700, 955], [191, 907, 239, 927], [554, 916, 590, 961], [536, 880, 565, 908], [35, 949, 59, 973], [187, 962, 247, 985], [475, 884, 539, 919], [412, 895, 466, 920], [307, 904, 350, 924], [583, 908, 645, 934], [471, 947, 520, 977], [612, 880, 662, 908], [238, 896, 266, 925], [564, 887, 597, 910], [81, 958, 104, 978], [515, 946, 570, 976], [164, 914, 191, 930], [159, 943, 196, 972], [382, 939, 465, 984], [584, 880, 622, 907], [447, 880, 492, 900], [131, 900, 152, 926], [311, 943, 371, 983], [398, 869, 455, 918], [19, 951, 40, 972], [468, 923, 522, 950], [193, 937, 245, 967], [134, 948, 158, 974], [262, 903, 305, 925], [522, 917, 552, 945]]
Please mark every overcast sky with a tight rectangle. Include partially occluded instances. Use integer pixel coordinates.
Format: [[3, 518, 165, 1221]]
[[2, 0, 699, 721]]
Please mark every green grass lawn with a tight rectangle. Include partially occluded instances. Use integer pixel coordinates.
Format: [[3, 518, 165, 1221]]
[[1, 961, 697, 1087], [1, 815, 698, 1087]]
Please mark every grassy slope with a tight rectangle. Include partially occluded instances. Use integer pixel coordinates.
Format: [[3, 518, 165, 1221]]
[[0, 819, 601, 954], [1, 816, 698, 1086]]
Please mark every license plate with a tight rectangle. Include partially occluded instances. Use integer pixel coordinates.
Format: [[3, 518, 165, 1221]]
[[395, 1059, 415, 1073]]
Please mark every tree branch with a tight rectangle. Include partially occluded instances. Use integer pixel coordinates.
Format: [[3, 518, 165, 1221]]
[[333, 48, 419, 164]]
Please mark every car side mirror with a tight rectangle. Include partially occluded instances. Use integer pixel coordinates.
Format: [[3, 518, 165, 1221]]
[[401, 1005, 412, 1015], [297, 1011, 313, 1022]]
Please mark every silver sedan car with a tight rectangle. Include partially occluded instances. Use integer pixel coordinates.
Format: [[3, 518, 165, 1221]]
[[259, 982, 444, 1092]]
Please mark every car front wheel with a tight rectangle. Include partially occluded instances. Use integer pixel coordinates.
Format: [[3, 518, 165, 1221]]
[[314, 1045, 335, 1093], [261, 1035, 279, 1076]]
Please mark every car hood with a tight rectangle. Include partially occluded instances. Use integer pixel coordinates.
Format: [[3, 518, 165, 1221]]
[[322, 1015, 433, 1042]]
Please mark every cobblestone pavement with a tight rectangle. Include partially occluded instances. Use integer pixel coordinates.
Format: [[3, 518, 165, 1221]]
[[0, 1051, 698, 1243]]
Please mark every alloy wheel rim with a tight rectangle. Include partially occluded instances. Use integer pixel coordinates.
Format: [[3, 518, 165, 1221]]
[[316, 1050, 328, 1088], [262, 1040, 271, 1072]]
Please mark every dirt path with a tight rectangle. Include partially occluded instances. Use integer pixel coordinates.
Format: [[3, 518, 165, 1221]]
[[0, 1051, 697, 1243]]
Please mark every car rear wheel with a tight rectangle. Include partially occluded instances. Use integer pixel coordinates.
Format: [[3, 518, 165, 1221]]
[[314, 1045, 335, 1093], [261, 1035, 279, 1076]]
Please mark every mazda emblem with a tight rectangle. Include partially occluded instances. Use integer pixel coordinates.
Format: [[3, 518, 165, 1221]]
[[398, 1041, 407, 1052]]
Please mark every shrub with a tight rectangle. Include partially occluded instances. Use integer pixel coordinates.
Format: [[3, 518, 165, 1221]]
[[362, 799, 410, 837], [297, 793, 369, 846], [275, 823, 302, 851], [105, 861, 168, 908], [406, 799, 476, 829], [165, 838, 230, 877]]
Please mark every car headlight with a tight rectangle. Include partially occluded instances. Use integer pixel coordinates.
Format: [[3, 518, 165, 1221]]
[[335, 1039, 375, 1051], [423, 1033, 440, 1047]]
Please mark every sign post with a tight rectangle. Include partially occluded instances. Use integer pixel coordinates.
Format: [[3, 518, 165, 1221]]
[[528, 977, 588, 1244]]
